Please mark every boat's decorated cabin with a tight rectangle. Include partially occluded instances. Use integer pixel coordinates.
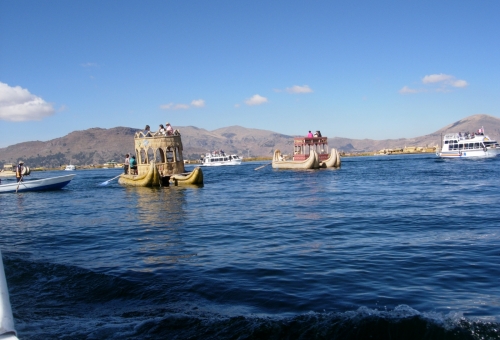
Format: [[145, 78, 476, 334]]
[[293, 137, 329, 162], [134, 130, 185, 176]]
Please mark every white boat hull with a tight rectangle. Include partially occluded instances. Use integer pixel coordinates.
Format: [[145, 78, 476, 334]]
[[0, 249, 18, 340], [437, 148, 500, 158], [200, 160, 242, 166], [0, 174, 75, 193]]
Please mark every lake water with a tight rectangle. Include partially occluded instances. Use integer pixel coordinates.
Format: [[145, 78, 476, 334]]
[[1, 154, 499, 339]]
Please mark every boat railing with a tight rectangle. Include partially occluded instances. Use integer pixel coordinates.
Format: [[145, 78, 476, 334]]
[[294, 137, 328, 146]]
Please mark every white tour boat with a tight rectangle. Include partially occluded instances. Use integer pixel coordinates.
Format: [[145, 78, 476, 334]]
[[65, 163, 76, 171], [201, 152, 242, 166], [437, 128, 500, 158]]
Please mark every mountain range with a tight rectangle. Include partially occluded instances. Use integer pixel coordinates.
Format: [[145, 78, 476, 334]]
[[1, 114, 499, 168]]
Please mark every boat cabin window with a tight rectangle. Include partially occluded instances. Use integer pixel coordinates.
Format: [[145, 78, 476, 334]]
[[140, 149, 147, 164], [175, 147, 181, 162], [474, 143, 480, 148], [166, 147, 174, 162], [147, 148, 155, 163], [157, 149, 165, 163]]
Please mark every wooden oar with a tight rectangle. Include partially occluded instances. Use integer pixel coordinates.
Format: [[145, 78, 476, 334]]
[[254, 163, 271, 170], [15, 175, 23, 193], [99, 174, 122, 186]]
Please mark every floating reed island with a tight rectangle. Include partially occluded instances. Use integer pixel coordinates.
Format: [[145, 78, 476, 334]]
[[118, 129, 203, 187]]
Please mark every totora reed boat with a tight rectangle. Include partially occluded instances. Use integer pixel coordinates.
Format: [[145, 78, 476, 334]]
[[272, 135, 341, 169], [118, 129, 203, 187]]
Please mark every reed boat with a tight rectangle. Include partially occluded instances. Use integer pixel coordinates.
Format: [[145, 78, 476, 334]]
[[272, 149, 319, 169], [272, 135, 341, 169], [118, 129, 203, 187]]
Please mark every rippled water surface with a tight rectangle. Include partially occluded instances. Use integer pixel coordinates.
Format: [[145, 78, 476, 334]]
[[1, 154, 499, 339]]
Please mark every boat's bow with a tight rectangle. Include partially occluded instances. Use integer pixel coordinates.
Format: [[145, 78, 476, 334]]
[[0, 250, 18, 340]]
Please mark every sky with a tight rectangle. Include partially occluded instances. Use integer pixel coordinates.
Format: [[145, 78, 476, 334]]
[[1, 1, 499, 148]]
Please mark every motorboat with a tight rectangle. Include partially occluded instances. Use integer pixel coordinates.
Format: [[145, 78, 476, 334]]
[[0, 174, 75, 193], [436, 128, 500, 158], [200, 152, 242, 166], [64, 163, 76, 171]]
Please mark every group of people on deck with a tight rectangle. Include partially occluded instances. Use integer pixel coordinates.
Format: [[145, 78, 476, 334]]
[[458, 128, 484, 139], [307, 130, 322, 138], [142, 122, 174, 136], [123, 154, 137, 175], [124, 122, 176, 175]]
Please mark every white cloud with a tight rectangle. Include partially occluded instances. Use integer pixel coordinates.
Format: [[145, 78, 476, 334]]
[[0, 82, 55, 121], [160, 99, 206, 110], [451, 79, 468, 88], [245, 94, 268, 106], [422, 73, 468, 88], [422, 73, 453, 84], [191, 99, 205, 108], [398, 86, 420, 94], [400, 73, 468, 95], [160, 103, 190, 110], [285, 85, 313, 94], [274, 85, 314, 94]]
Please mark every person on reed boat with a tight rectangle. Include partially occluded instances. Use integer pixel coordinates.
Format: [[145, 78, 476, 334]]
[[143, 125, 152, 136], [159, 124, 166, 135], [166, 122, 173, 135], [307, 131, 313, 138], [124, 154, 130, 174], [130, 156, 138, 175]]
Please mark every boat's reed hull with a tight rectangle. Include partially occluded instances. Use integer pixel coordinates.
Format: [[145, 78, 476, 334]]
[[272, 150, 319, 169], [320, 149, 341, 168], [171, 167, 204, 185], [118, 162, 160, 187]]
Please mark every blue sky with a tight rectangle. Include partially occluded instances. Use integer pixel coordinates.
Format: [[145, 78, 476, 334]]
[[1, 1, 499, 147]]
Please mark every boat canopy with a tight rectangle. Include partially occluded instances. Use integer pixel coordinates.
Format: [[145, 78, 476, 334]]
[[134, 131, 185, 176], [293, 137, 329, 162]]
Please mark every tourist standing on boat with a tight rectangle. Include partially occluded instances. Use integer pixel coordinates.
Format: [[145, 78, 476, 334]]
[[130, 156, 138, 175], [124, 154, 130, 174], [143, 125, 152, 136], [16, 161, 24, 182], [166, 122, 173, 135], [159, 124, 166, 135], [307, 131, 313, 138]]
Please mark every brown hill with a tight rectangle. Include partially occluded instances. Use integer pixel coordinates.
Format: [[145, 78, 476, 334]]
[[329, 114, 500, 152], [0, 114, 499, 167]]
